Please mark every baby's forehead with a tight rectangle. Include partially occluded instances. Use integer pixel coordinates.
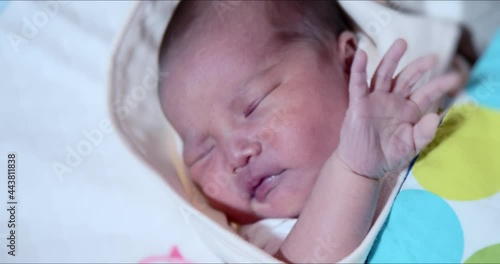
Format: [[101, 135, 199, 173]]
[[159, 1, 316, 134], [161, 30, 284, 105], [164, 54, 274, 113]]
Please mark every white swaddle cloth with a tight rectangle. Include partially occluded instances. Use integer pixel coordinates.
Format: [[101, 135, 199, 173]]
[[108, 1, 459, 262]]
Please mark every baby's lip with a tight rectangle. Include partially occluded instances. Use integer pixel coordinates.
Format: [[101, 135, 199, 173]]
[[246, 169, 286, 199]]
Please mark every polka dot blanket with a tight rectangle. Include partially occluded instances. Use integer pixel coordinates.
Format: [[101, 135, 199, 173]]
[[368, 30, 500, 263]]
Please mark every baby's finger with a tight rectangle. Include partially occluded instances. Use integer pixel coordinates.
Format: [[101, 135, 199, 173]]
[[370, 39, 407, 93], [392, 55, 436, 96], [349, 49, 369, 101], [409, 73, 461, 115], [449, 55, 470, 97], [413, 113, 440, 153]]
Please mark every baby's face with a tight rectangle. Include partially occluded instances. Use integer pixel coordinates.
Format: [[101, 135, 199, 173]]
[[161, 8, 353, 223]]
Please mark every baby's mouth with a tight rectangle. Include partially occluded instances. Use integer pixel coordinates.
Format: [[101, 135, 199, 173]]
[[251, 169, 286, 202]]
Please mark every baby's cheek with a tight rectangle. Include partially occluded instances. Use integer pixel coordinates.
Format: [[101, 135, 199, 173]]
[[255, 108, 298, 143], [292, 116, 337, 164], [196, 163, 232, 199], [274, 184, 309, 216]]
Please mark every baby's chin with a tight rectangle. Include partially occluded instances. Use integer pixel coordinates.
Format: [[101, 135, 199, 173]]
[[250, 186, 306, 220], [205, 178, 310, 224]]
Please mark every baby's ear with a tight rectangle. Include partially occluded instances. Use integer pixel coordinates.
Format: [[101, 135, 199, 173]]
[[336, 31, 357, 77]]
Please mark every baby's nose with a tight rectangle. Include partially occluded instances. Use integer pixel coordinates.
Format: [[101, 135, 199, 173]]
[[227, 139, 262, 174]]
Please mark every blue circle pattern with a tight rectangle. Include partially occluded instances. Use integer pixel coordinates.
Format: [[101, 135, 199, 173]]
[[0, 1, 8, 14], [368, 190, 464, 263], [466, 30, 500, 109]]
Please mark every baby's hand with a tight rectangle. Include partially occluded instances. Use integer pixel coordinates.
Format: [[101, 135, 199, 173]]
[[337, 39, 460, 179]]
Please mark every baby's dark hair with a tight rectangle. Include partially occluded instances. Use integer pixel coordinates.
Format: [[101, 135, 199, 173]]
[[158, 0, 354, 68]]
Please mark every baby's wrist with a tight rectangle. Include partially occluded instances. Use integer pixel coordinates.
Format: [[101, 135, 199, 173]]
[[332, 151, 383, 182]]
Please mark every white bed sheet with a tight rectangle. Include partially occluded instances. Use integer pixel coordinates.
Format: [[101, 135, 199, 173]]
[[0, 1, 218, 262]]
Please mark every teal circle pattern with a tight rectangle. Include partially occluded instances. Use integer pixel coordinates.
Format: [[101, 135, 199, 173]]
[[466, 30, 500, 109], [368, 190, 464, 263], [0, 1, 8, 13]]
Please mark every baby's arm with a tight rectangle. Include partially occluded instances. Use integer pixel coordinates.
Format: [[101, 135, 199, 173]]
[[275, 39, 461, 263], [276, 152, 381, 263]]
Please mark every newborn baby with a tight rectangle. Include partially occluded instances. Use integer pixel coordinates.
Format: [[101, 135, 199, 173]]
[[158, 1, 461, 262]]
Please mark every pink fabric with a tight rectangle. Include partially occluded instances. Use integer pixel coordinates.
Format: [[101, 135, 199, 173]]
[[140, 246, 191, 263]]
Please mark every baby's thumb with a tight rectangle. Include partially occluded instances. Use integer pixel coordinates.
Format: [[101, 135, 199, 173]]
[[413, 113, 440, 153]]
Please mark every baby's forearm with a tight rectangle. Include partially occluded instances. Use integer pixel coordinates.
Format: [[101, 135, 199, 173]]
[[276, 152, 381, 263]]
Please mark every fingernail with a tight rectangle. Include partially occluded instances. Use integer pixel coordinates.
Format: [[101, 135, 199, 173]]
[[396, 38, 408, 48]]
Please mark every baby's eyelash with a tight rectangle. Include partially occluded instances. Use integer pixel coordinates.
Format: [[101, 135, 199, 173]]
[[196, 145, 214, 163], [244, 83, 281, 117], [245, 99, 261, 117], [186, 145, 214, 168]]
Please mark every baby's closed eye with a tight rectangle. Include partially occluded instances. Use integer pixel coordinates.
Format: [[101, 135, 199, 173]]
[[244, 82, 281, 118], [184, 136, 215, 168], [194, 145, 215, 165]]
